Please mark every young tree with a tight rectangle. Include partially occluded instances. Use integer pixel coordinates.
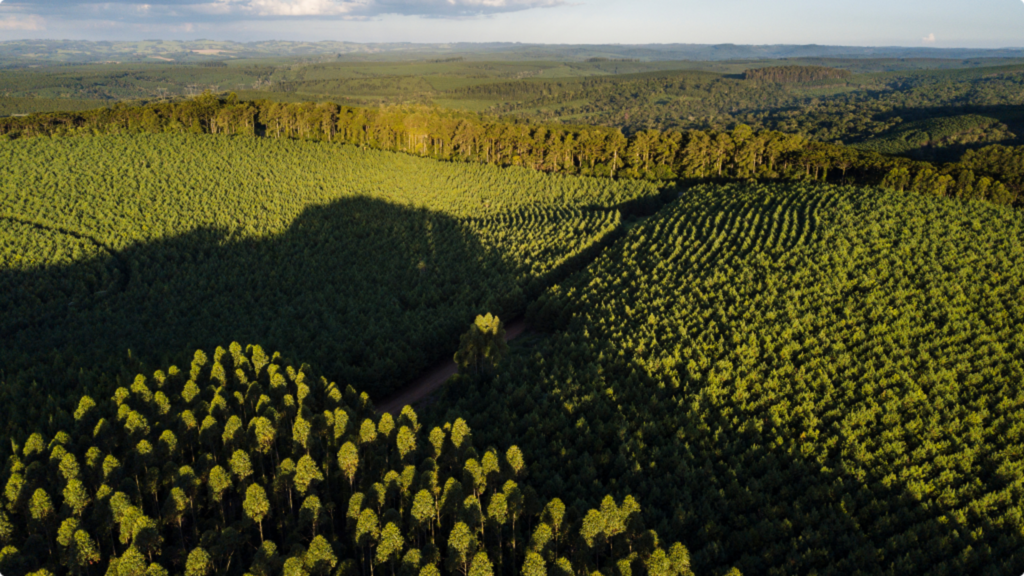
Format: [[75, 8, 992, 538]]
[[229, 450, 254, 485], [522, 552, 547, 576], [411, 490, 436, 545]]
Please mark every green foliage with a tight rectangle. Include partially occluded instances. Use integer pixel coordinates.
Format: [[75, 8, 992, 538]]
[[454, 314, 510, 375], [853, 114, 1017, 159], [0, 132, 648, 440], [743, 66, 852, 84], [439, 182, 1024, 575], [186, 547, 214, 576], [0, 345, 695, 575]]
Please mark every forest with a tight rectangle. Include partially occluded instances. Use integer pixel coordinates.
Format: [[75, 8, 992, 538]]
[[434, 182, 1024, 575], [0, 133, 662, 434], [2, 55, 1023, 155], [0, 95, 1020, 205], [742, 66, 852, 83], [2, 54, 1024, 576], [0, 344, 699, 576]]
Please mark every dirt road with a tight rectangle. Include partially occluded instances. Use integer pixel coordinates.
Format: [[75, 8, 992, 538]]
[[376, 319, 528, 414]]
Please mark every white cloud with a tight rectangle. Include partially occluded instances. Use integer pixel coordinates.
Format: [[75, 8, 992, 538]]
[[247, 0, 358, 16], [0, 14, 45, 30], [3, 0, 562, 21], [922, 32, 936, 43]]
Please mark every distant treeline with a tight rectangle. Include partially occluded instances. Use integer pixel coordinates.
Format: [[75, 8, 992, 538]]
[[743, 65, 853, 83], [0, 93, 1019, 205]]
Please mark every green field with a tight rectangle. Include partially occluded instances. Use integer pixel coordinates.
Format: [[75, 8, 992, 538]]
[[436, 182, 1024, 575]]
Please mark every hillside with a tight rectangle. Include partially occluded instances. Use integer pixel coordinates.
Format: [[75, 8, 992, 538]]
[[434, 182, 1024, 575], [3, 40, 1024, 65], [2, 68, 1024, 575], [0, 133, 661, 433]]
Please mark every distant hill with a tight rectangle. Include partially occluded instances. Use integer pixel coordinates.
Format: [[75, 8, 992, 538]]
[[2, 39, 1024, 65]]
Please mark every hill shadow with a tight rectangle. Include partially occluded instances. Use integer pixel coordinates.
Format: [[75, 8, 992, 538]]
[[857, 104, 1024, 162], [0, 196, 529, 437], [428, 194, 1024, 576], [435, 320, 1024, 576]]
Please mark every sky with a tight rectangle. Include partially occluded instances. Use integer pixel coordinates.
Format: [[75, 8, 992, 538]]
[[0, 0, 1022, 47]]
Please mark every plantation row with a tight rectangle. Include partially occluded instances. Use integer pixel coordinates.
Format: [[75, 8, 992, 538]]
[[0, 95, 1018, 205], [434, 183, 1024, 575], [0, 134, 658, 438], [0, 343, 702, 576]]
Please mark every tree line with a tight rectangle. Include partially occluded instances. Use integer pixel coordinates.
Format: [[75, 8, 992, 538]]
[[742, 66, 853, 84], [0, 95, 1018, 205]]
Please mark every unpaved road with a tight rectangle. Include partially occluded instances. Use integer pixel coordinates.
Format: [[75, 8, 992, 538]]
[[376, 319, 528, 414]]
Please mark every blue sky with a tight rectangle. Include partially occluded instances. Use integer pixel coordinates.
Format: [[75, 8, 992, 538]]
[[0, 0, 1022, 47]]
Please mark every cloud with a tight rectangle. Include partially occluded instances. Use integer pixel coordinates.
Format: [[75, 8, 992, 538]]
[[0, 15, 45, 30], [1, 0, 563, 22], [922, 32, 936, 43]]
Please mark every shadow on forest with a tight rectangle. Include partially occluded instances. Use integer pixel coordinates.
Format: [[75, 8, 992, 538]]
[[433, 242, 1024, 576], [861, 104, 1024, 162], [440, 332, 1024, 576], [0, 197, 528, 432]]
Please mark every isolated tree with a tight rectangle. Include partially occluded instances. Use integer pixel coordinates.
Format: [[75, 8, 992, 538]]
[[454, 314, 508, 375]]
